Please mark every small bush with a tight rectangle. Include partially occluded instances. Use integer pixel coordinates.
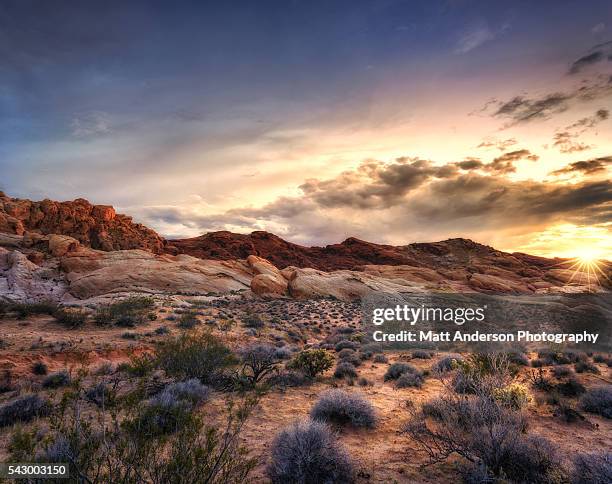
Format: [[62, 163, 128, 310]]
[[575, 361, 600, 374], [42, 370, 70, 389], [94, 297, 155, 326], [0, 394, 50, 427], [492, 383, 530, 409], [373, 354, 388, 364], [54, 308, 87, 328], [155, 331, 235, 385], [85, 383, 117, 407], [412, 350, 434, 359], [552, 366, 572, 378], [337, 348, 355, 359], [268, 370, 308, 388], [288, 349, 334, 378], [505, 350, 529, 366], [335, 340, 358, 352], [11, 301, 58, 319], [154, 326, 169, 335], [274, 346, 292, 360], [395, 372, 424, 389], [32, 361, 48, 375], [571, 452, 612, 484], [238, 344, 280, 385], [159, 379, 210, 406], [432, 353, 463, 372], [267, 420, 353, 483], [593, 354, 608, 364], [177, 310, 198, 329], [310, 390, 376, 428], [334, 362, 357, 379], [580, 386, 612, 418], [384, 362, 418, 381], [242, 313, 264, 329], [556, 377, 586, 397]]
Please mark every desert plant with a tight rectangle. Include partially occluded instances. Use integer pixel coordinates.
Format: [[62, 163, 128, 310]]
[[267, 419, 353, 483], [268, 370, 309, 388], [155, 331, 236, 385], [242, 313, 264, 328], [492, 383, 531, 409], [310, 390, 376, 428], [384, 362, 419, 381], [552, 366, 573, 378], [54, 307, 88, 328], [0, 394, 50, 427], [571, 452, 612, 483], [412, 350, 434, 359], [373, 354, 388, 364], [85, 382, 118, 408], [94, 296, 155, 326], [580, 386, 612, 418], [288, 349, 334, 378], [42, 370, 71, 389], [11, 300, 58, 319], [32, 361, 48, 375], [334, 362, 357, 379], [335, 340, 358, 352], [395, 372, 424, 389], [177, 310, 198, 329], [238, 344, 280, 386], [556, 377, 586, 397], [432, 353, 463, 372], [575, 361, 600, 374]]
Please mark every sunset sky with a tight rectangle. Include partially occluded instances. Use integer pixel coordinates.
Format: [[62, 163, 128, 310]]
[[1, 0, 611, 258]]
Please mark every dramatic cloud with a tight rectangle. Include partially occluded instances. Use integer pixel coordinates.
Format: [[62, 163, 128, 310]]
[[551, 109, 609, 153], [484, 149, 539, 174], [569, 41, 612, 74], [550, 156, 612, 176], [138, 155, 612, 247]]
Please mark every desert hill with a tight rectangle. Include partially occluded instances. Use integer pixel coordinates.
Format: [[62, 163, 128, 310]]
[[0, 193, 608, 302]]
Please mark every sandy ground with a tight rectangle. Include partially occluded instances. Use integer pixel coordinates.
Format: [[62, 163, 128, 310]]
[[0, 296, 610, 483]]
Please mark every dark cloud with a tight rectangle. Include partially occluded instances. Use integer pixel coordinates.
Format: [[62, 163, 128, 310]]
[[483, 149, 539, 174], [139, 155, 612, 245], [550, 156, 612, 176], [551, 108, 609, 153], [477, 138, 517, 151], [569, 41, 612, 74], [552, 132, 591, 153]]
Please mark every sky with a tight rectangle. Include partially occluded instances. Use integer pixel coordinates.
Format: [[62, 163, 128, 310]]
[[1, 0, 611, 259]]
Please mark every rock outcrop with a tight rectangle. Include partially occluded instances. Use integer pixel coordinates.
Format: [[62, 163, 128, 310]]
[[0, 193, 164, 253]]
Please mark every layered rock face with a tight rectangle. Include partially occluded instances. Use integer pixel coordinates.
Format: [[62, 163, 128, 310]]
[[0, 192, 164, 253]]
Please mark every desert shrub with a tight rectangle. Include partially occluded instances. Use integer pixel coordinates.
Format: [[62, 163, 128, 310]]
[[238, 344, 280, 385], [336, 327, 355, 334], [32, 361, 48, 375], [432, 353, 463, 372], [274, 346, 292, 360], [537, 349, 587, 365], [160, 379, 210, 406], [575, 361, 600, 374], [94, 296, 155, 326], [85, 382, 118, 407], [556, 377, 586, 397], [384, 362, 419, 381], [310, 390, 376, 428], [121, 331, 137, 339], [338, 351, 361, 367], [580, 386, 612, 418], [531, 358, 548, 367], [0, 394, 50, 427], [42, 370, 71, 389], [361, 343, 383, 354], [553, 366, 573, 378], [177, 310, 198, 329], [396, 372, 424, 389], [492, 383, 530, 409], [358, 377, 371, 387], [404, 393, 564, 482], [571, 452, 612, 484], [335, 340, 358, 352], [53, 307, 88, 328], [11, 300, 58, 319], [412, 350, 434, 359], [268, 370, 309, 388], [18, 391, 257, 483], [267, 419, 353, 484], [155, 331, 236, 385], [337, 348, 355, 359], [154, 325, 170, 335], [242, 313, 264, 328], [451, 353, 514, 395], [125, 353, 156, 377], [529, 368, 554, 392], [334, 362, 357, 379], [593, 354, 608, 364], [288, 349, 334, 378], [373, 354, 388, 364], [505, 350, 529, 366]]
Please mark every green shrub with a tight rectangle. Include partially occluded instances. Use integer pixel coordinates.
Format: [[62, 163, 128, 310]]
[[310, 390, 376, 428], [384, 363, 418, 381], [155, 331, 236, 384], [94, 297, 155, 326], [12, 300, 58, 319], [31, 361, 48, 375], [54, 308, 88, 328], [42, 370, 71, 389], [492, 383, 531, 409], [177, 310, 198, 329], [288, 349, 334, 378], [242, 313, 264, 328]]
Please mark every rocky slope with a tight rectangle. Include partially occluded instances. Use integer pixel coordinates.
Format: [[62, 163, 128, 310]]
[[0, 192, 164, 253]]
